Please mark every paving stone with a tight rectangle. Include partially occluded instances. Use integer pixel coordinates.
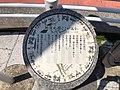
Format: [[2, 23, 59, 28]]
[[102, 81, 119, 90], [0, 49, 11, 71], [0, 32, 19, 50], [105, 66, 120, 76], [0, 64, 34, 90], [6, 34, 25, 67]]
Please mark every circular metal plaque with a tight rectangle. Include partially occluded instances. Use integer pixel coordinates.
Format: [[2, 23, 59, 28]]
[[23, 9, 98, 89]]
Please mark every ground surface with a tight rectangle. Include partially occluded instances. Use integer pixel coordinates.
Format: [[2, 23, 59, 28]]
[[0, 7, 119, 90], [0, 64, 34, 90]]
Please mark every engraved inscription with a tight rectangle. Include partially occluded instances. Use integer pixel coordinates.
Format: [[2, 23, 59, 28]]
[[26, 14, 97, 83]]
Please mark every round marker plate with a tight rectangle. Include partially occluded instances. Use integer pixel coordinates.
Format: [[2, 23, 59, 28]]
[[23, 9, 99, 89]]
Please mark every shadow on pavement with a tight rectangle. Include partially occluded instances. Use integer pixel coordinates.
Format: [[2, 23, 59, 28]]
[[97, 76, 120, 90], [13, 72, 32, 83], [102, 40, 120, 68], [0, 27, 26, 35], [89, 15, 120, 38]]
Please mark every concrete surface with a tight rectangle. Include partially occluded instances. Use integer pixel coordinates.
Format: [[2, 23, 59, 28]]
[[0, 64, 34, 90], [0, 7, 120, 28], [0, 32, 25, 71], [0, 8, 119, 90], [0, 26, 120, 90]]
